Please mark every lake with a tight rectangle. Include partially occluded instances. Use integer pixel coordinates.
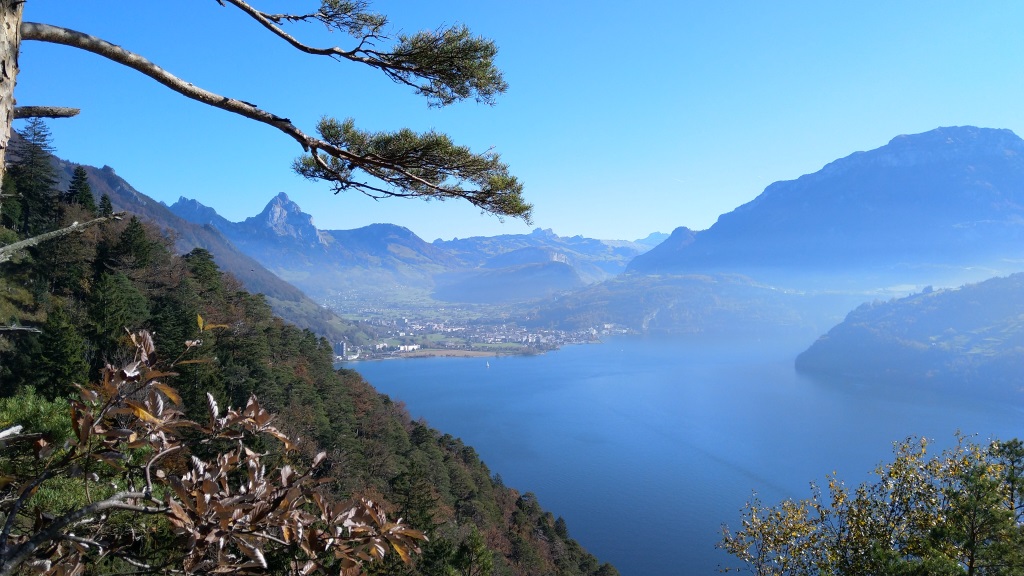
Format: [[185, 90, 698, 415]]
[[353, 334, 1023, 576]]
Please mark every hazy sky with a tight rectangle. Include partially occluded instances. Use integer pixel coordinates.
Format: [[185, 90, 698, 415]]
[[14, 2, 1024, 241]]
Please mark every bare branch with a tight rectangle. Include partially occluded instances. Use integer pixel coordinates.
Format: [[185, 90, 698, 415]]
[[0, 325, 41, 333], [13, 106, 79, 119], [0, 212, 123, 264], [1, 492, 164, 576], [0, 469, 56, 565], [218, 0, 360, 59], [20, 22, 306, 147]]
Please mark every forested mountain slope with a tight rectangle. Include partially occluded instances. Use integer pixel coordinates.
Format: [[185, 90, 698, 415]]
[[49, 157, 372, 348], [0, 137, 618, 575], [795, 273, 1024, 401]]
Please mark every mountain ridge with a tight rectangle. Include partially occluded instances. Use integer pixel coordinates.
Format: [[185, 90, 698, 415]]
[[628, 126, 1024, 284], [168, 195, 658, 307]]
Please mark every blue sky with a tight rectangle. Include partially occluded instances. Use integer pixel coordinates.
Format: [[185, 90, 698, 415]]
[[14, 1, 1024, 241]]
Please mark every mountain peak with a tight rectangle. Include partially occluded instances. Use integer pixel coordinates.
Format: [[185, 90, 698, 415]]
[[248, 193, 324, 244], [635, 231, 670, 247], [886, 126, 1019, 150], [265, 191, 301, 212], [168, 196, 230, 228]]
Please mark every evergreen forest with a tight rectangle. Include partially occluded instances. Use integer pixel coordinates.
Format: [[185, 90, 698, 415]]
[[0, 121, 618, 575]]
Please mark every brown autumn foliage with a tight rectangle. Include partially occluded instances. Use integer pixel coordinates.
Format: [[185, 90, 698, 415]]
[[0, 329, 425, 576]]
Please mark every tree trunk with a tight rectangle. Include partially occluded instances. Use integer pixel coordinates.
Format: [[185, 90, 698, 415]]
[[0, 0, 22, 216]]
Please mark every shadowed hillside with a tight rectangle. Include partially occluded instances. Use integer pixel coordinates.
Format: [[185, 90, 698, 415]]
[[796, 273, 1024, 401]]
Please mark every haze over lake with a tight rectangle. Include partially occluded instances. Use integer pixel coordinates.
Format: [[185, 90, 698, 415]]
[[355, 333, 1023, 576]]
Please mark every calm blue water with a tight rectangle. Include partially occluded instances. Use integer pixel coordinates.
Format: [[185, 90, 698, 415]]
[[353, 335, 1023, 576]]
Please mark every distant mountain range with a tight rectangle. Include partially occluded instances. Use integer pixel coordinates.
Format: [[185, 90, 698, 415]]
[[629, 126, 1024, 288], [168, 193, 659, 306], [523, 273, 860, 338], [49, 161, 369, 348], [168, 189, 864, 333], [49, 125, 1024, 352], [525, 127, 1024, 335]]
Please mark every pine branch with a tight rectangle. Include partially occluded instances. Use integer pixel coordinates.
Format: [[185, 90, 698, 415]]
[[217, 0, 508, 106], [19, 20, 530, 220]]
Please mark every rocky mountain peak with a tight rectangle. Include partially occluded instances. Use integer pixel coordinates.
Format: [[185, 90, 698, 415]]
[[249, 192, 324, 244], [168, 196, 227, 227], [635, 232, 670, 247]]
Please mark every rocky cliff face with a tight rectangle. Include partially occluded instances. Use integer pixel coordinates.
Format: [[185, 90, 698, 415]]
[[245, 192, 329, 247], [166, 196, 232, 230]]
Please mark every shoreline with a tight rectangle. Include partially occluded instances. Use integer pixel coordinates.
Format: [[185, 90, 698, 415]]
[[343, 339, 605, 363], [347, 348, 538, 361], [399, 349, 510, 358]]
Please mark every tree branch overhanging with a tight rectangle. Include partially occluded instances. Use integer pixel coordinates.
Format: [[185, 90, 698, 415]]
[[0, 325, 41, 333], [13, 106, 79, 119], [0, 212, 123, 263], [20, 20, 531, 221], [216, 0, 508, 107]]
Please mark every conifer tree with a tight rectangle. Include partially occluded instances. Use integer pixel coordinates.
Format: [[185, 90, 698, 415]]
[[183, 247, 224, 299], [88, 270, 150, 355], [9, 118, 58, 235], [34, 302, 88, 397], [64, 165, 96, 213], [454, 527, 494, 576], [1, 171, 19, 231], [97, 192, 113, 217], [112, 215, 154, 269], [33, 209, 97, 297]]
